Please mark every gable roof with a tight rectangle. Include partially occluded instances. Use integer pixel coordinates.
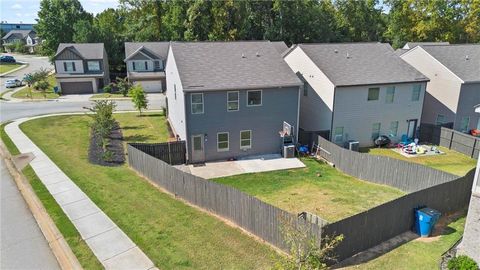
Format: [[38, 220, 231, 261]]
[[394, 48, 409, 56], [55, 43, 105, 59], [293, 42, 429, 87], [124, 42, 169, 60], [271, 41, 289, 54], [419, 45, 480, 83], [171, 41, 302, 92], [2, 30, 35, 40], [403, 42, 449, 49]]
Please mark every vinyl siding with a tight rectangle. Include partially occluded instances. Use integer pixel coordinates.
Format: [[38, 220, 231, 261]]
[[55, 60, 84, 73], [284, 46, 335, 131], [333, 83, 426, 146], [455, 83, 480, 131], [165, 47, 187, 141]]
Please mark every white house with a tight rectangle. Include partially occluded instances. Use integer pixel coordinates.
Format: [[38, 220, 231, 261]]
[[284, 42, 429, 147], [401, 44, 480, 133]]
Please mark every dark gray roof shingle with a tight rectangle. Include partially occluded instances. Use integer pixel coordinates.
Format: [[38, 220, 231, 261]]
[[420, 44, 480, 82], [297, 43, 428, 86], [2, 30, 35, 40], [55, 43, 104, 59], [124, 42, 169, 60], [171, 41, 302, 91], [405, 42, 449, 49]]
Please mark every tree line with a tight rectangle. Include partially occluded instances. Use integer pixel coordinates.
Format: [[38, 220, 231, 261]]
[[35, 0, 480, 71]]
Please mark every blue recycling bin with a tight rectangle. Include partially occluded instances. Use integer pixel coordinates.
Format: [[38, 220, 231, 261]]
[[415, 207, 441, 237]]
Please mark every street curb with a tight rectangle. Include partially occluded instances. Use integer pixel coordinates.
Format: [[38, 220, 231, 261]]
[[0, 142, 83, 270], [0, 62, 29, 77]]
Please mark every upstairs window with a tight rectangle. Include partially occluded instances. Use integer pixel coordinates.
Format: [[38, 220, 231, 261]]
[[247, 90, 262, 106], [227, 91, 239, 111], [154, 60, 161, 70], [132, 61, 149, 71], [385, 86, 395, 103], [412, 85, 421, 101], [191, 93, 204, 114], [367, 88, 379, 101], [64, 62, 76, 72], [87, 61, 100, 71]]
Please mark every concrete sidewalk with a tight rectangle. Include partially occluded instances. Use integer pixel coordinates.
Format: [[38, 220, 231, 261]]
[[5, 116, 157, 270]]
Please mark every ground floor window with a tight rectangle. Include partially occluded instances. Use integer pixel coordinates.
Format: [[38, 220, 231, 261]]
[[334, 127, 344, 144], [460, 117, 470, 133], [372, 123, 381, 139], [240, 130, 252, 149], [389, 121, 399, 137], [217, 132, 229, 151], [435, 114, 446, 126]]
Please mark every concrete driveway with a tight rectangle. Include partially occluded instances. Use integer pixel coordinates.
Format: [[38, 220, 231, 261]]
[[177, 154, 305, 179]]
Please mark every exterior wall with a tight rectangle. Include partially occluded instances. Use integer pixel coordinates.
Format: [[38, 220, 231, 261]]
[[55, 60, 85, 74], [284, 46, 335, 131], [56, 77, 98, 93], [185, 87, 300, 162], [401, 47, 462, 126], [454, 83, 480, 131], [132, 79, 164, 92], [333, 82, 426, 146], [165, 48, 187, 141], [102, 48, 110, 84]]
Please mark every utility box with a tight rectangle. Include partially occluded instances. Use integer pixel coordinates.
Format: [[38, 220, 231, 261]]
[[345, 140, 359, 151], [283, 145, 295, 158]]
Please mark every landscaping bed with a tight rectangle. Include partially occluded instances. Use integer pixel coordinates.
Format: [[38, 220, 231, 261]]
[[88, 122, 125, 166], [213, 158, 405, 222], [16, 113, 280, 269], [360, 146, 476, 176]]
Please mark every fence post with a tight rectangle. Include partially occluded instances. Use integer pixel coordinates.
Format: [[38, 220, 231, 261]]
[[168, 142, 172, 165], [449, 129, 454, 149], [472, 139, 477, 159]]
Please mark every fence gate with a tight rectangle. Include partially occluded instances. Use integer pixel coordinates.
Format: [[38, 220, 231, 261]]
[[129, 141, 186, 165]]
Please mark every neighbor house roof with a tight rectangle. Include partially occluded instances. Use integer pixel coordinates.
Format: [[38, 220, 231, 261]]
[[394, 48, 409, 56], [171, 41, 303, 92], [271, 41, 289, 54], [293, 42, 428, 87], [403, 41, 450, 49], [2, 29, 35, 40], [55, 43, 105, 59], [124, 42, 169, 60], [419, 44, 480, 83]]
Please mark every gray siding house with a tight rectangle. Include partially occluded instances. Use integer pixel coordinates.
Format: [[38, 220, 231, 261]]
[[166, 41, 302, 163], [2, 29, 38, 53], [401, 44, 480, 133], [124, 42, 169, 93], [284, 43, 429, 147], [53, 43, 110, 94]]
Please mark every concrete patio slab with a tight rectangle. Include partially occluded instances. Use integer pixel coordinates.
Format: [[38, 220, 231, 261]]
[[72, 212, 117, 240], [85, 228, 136, 261], [53, 188, 87, 206], [103, 247, 156, 270], [62, 198, 101, 221]]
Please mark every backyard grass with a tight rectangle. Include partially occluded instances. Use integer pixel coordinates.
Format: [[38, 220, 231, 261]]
[[214, 158, 405, 222], [12, 75, 59, 99], [18, 113, 280, 269], [361, 147, 476, 176], [346, 216, 466, 270], [0, 63, 23, 73], [90, 93, 130, 99]]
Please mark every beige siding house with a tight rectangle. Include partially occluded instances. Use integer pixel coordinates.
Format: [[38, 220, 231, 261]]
[[284, 43, 429, 147], [401, 45, 480, 133], [53, 43, 110, 94]]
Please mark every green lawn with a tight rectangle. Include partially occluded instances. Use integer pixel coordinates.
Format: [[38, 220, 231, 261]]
[[346, 216, 466, 270], [361, 147, 476, 176], [0, 63, 23, 73], [213, 158, 405, 222], [12, 75, 59, 99], [17, 113, 280, 269], [90, 93, 130, 99]]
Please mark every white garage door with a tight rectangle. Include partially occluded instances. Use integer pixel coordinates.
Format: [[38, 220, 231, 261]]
[[135, 80, 163, 93]]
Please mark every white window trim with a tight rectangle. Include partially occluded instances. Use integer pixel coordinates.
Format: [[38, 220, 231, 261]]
[[227, 91, 239, 112], [65, 61, 75, 72], [390, 121, 399, 137], [191, 93, 204, 114], [412, 85, 421, 101], [192, 134, 203, 151], [334, 127, 344, 144], [246, 90, 262, 107], [240, 130, 252, 149], [217, 132, 229, 152], [87, 61, 100, 71], [386, 86, 395, 104], [367, 87, 380, 101]]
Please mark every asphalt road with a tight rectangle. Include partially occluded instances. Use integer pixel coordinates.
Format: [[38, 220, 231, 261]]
[[1, 54, 53, 94]]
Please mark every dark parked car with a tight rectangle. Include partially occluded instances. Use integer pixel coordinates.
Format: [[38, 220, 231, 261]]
[[0, 55, 16, 63]]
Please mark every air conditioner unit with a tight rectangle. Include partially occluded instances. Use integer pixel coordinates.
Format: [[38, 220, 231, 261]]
[[348, 140, 359, 152], [283, 145, 295, 158]]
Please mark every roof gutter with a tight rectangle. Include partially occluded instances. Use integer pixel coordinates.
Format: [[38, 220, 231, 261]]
[[183, 83, 304, 92]]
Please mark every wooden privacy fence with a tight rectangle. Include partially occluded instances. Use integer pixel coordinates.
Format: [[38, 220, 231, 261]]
[[419, 123, 480, 159], [129, 141, 186, 165], [127, 144, 323, 252]]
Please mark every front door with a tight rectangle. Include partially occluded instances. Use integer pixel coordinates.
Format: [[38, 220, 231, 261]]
[[407, 119, 418, 139], [191, 134, 205, 163]]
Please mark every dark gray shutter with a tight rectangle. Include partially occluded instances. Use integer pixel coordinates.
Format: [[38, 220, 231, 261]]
[[132, 62, 136, 71], [144, 61, 148, 70], [72, 62, 76, 71], [63, 62, 67, 71]]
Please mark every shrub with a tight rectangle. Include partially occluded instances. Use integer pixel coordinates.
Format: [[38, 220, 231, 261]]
[[130, 84, 148, 115], [114, 77, 132, 97], [87, 100, 117, 140], [33, 80, 50, 98], [448, 255, 478, 270], [103, 83, 113, 93]]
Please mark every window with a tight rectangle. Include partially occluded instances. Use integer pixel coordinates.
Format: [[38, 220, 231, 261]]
[[412, 85, 421, 101], [247, 90, 262, 106], [193, 135, 203, 151], [303, 84, 308, 96], [132, 61, 148, 71], [435, 114, 446, 126], [334, 127, 344, 144], [191, 93, 203, 114], [227, 91, 239, 111], [460, 117, 470, 133], [64, 62, 76, 72], [390, 121, 399, 137], [217, 132, 229, 151], [372, 123, 381, 139], [240, 130, 252, 149], [385, 86, 395, 103], [367, 88, 379, 101], [87, 61, 100, 71], [154, 60, 161, 70]]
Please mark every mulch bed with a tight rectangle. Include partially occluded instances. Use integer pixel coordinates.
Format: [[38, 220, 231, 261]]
[[88, 122, 125, 166]]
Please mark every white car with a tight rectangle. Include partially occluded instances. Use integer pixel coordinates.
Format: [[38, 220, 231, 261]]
[[4, 78, 22, 88]]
